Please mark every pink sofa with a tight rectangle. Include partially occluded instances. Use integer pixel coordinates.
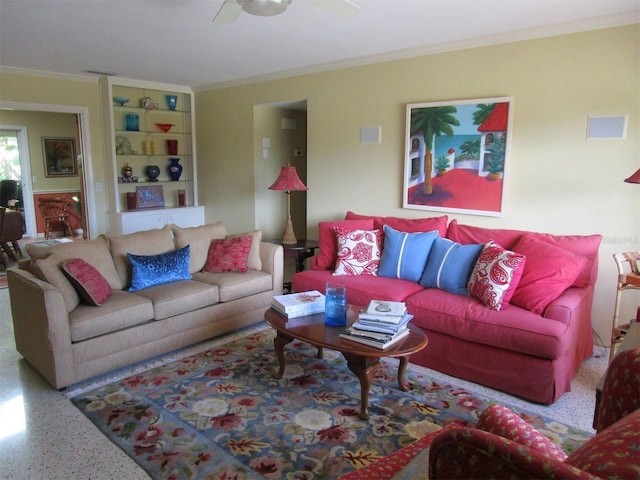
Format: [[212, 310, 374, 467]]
[[292, 212, 602, 404]]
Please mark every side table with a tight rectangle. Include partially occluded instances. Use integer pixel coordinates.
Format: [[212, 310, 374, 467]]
[[266, 239, 319, 293]]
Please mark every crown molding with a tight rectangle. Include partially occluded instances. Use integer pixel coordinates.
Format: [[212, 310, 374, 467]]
[[0, 66, 98, 83]]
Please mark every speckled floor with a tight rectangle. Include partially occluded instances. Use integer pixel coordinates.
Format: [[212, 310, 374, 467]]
[[0, 279, 608, 480]]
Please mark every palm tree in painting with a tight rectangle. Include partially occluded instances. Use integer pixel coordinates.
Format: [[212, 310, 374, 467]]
[[472, 103, 496, 125], [410, 106, 459, 195], [459, 138, 480, 159]]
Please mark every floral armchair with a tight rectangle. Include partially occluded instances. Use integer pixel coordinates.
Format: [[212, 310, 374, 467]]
[[429, 347, 640, 480]]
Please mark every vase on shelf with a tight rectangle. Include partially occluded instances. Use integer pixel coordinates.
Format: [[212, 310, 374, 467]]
[[167, 158, 183, 181], [165, 95, 178, 111], [146, 165, 161, 182]]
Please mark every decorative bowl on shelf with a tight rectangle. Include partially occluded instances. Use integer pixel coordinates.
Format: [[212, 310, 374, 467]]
[[155, 123, 175, 133], [113, 96, 129, 106]]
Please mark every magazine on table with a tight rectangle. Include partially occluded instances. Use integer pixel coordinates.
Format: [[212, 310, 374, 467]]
[[272, 290, 325, 314], [344, 325, 410, 342], [352, 314, 413, 334], [340, 327, 411, 349]]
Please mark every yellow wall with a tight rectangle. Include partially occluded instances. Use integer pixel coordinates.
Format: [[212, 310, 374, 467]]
[[0, 110, 80, 191], [0, 73, 110, 234], [195, 25, 640, 342], [0, 25, 638, 343]]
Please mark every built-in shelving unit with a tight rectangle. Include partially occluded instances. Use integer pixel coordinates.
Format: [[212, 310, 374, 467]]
[[100, 77, 204, 234]]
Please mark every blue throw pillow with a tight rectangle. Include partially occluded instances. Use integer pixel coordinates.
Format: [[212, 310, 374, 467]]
[[419, 237, 483, 295], [378, 225, 438, 282], [127, 245, 192, 292]]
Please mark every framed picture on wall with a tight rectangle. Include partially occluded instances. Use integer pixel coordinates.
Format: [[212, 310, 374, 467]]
[[42, 137, 78, 177], [403, 97, 514, 217]]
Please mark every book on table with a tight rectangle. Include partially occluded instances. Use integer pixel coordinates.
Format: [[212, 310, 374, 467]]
[[271, 290, 325, 317], [340, 327, 411, 349], [352, 313, 413, 334]]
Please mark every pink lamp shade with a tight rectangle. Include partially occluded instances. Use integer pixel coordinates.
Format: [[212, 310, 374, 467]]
[[269, 165, 308, 245], [268, 166, 308, 192], [624, 168, 640, 184]]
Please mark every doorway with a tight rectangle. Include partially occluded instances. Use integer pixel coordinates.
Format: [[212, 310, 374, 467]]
[[0, 102, 96, 240]]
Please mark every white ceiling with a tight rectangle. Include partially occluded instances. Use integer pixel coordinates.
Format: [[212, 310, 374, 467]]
[[1, 0, 638, 90]]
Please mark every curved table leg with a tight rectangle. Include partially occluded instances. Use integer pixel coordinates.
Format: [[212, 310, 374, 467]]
[[398, 356, 411, 391], [342, 353, 381, 420], [273, 333, 293, 379]]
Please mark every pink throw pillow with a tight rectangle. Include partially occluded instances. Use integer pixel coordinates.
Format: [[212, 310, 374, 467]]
[[510, 235, 587, 314], [468, 241, 526, 311], [61, 258, 112, 306], [344, 211, 382, 221], [374, 215, 448, 236], [203, 236, 252, 273], [333, 228, 382, 276], [316, 219, 374, 270], [477, 404, 568, 462]]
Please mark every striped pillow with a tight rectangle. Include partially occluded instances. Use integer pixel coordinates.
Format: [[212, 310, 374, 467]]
[[419, 236, 483, 295], [378, 225, 438, 282]]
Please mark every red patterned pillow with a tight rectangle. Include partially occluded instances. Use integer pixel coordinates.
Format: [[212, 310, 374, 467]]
[[468, 241, 526, 311], [316, 219, 375, 270], [61, 258, 112, 306], [566, 409, 640, 478], [477, 404, 567, 462], [333, 228, 382, 276], [203, 235, 252, 273]]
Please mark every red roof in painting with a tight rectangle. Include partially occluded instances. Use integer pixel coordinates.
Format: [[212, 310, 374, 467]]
[[478, 103, 509, 132]]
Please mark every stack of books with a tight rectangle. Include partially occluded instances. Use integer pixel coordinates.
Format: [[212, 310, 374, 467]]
[[340, 300, 412, 349], [271, 290, 325, 318]]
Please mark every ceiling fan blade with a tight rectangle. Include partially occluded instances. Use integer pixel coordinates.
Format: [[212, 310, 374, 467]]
[[308, 0, 360, 17], [213, 0, 242, 24]]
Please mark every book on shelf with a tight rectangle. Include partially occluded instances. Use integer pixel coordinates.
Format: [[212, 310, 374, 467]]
[[340, 327, 411, 349], [272, 290, 325, 314]]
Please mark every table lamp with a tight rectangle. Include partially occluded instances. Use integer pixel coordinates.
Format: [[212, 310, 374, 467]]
[[269, 165, 308, 244], [624, 168, 640, 184]]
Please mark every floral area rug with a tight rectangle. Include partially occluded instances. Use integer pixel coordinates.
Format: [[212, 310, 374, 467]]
[[70, 329, 591, 480]]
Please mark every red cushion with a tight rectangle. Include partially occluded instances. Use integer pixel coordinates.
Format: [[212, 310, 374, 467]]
[[344, 211, 383, 221], [446, 220, 601, 288], [477, 404, 567, 461], [316, 219, 374, 270], [203, 235, 252, 273], [374, 215, 448, 236], [566, 409, 640, 478], [468, 241, 526, 311], [510, 235, 587, 314], [61, 258, 112, 306]]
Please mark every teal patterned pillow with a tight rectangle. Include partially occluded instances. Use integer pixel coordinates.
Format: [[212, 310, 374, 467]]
[[127, 245, 191, 292]]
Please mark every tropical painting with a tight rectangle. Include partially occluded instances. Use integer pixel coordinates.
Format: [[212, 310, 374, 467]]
[[403, 97, 513, 216]]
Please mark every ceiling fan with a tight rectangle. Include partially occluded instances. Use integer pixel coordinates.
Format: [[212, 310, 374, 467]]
[[213, 0, 360, 24]]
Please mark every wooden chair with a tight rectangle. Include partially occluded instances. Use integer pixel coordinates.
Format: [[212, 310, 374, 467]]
[[610, 251, 640, 363], [38, 198, 73, 239]]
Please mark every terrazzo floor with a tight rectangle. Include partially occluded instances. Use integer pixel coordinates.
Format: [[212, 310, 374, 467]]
[[0, 280, 609, 480]]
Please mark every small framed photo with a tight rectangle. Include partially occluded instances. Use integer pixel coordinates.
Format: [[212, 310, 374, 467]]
[[42, 137, 77, 177], [136, 185, 165, 209]]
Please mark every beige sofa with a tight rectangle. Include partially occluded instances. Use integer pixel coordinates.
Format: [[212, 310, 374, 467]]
[[7, 222, 283, 389]]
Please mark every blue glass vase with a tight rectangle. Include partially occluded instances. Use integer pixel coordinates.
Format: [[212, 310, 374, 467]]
[[167, 158, 182, 181], [165, 95, 178, 111]]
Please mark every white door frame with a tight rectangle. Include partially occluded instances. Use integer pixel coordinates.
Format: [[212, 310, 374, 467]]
[[0, 101, 97, 239], [0, 125, 36, 237]]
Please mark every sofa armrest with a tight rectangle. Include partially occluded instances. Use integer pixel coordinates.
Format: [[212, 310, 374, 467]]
[[429, 427, 597, 480], [259, 242, 284, 296], [7, 267, 75, 389]]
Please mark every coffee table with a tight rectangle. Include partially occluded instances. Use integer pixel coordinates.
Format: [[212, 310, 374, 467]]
[[264, 304, 429, 420]]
